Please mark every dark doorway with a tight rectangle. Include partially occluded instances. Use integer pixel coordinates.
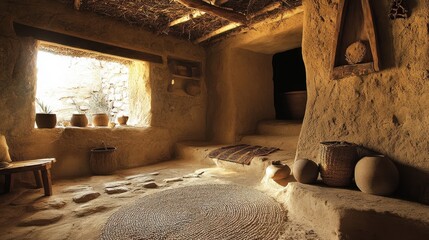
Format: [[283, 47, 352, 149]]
[[272, 48, 307, 120]]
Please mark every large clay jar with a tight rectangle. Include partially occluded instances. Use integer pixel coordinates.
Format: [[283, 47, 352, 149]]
[[293, 159, 319, 184], [70, 114, 88, 127], [282, 91, 307, 120], [265, 161, 291, 180], [89, 147, 117, 175], [93, 113, 109, 127], [355, 155, 399, 196]]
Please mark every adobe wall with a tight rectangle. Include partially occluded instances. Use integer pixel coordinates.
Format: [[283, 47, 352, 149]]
[[206, 9, 304, 143], [298, 0, 428, 203], [0, 0, 206, 178]]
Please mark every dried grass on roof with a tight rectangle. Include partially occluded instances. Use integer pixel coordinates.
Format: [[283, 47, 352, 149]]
[[58, 0, 302, 42]]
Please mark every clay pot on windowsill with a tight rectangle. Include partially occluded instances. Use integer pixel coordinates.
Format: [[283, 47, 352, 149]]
[[93, 113, 109, 127], [117, 116, 129, 126], [70, 114, 88, 127], [35, 113, 57, 128]]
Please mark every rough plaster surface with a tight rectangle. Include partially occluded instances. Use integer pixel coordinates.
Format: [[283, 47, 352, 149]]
[[206, 13, 304, 143], [297, 0, 429, 203], [9, 127, 172, 178], [0, 0, 207, 178], [278, 183, 429, 240]]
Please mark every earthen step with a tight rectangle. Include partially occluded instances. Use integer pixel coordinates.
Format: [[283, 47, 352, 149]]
[[239, 135, 299, 151], [257, 120, 302, 136], [175, 141, 295, 178], [278, 183, 429, 240]]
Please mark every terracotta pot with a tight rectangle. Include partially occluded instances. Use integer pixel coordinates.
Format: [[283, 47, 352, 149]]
[[185, 81, 201, 96], [293, 159, 319, 184], [70, 114, 88, 127], [355, 155, 399, 196], [93, 113, 109, 127], [266, 161, 291, 180], [282, 91, 307, 120], [89, 147, 117, 175], [35, 113, 57, 128], [117, 116, 129, 125]]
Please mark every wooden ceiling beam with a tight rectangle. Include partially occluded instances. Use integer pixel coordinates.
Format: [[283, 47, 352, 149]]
[[194, 22, 242, 43], [196, 4, 302, 44], [169, 10, 206, 27], [249, 2, 282, 18], [175, 0, 247, 24], [13, 22, 163, 63]]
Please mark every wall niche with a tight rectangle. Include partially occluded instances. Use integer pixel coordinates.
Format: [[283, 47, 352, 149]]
[[167, 57, 202, 96], [331, 0, 380, 80]]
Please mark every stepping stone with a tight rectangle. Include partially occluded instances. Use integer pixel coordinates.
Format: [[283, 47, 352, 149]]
[[105, 186, 129, 194], [19, 210, 63, 226], [132, 176, 155, 183], [10, 189, 43, 206], [125, 174, 147, 180], [72, 191, 100, 203], [110, 192, 136, 199], [139, 182, 158, 189], [73, 201, 117, 217], [163, 177, 183, 183], [125, 172, 159, 180], [132, 189, 146, 194], [104, 181, 131, 188], [28, 198, 67, 211], [61, 185, 93, 193], [183, 173, 202, 178], [194, 170, 205, 175]]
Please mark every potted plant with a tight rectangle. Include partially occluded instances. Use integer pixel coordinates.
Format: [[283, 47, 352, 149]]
[[70, 98, 88, 127], [35, 98, 57, 128], [90, 91, 111, 127]]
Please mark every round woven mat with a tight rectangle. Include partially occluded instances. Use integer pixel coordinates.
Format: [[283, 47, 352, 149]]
[[101, 184, 285, 240]]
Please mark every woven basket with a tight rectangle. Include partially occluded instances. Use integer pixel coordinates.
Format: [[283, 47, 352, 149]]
[[89, 147, 117, 175], [318, 141, 358, 187]]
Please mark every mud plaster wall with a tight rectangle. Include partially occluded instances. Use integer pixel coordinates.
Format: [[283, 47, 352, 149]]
[[0, 0, 207, 178], [298, 0, 428, 203], [206, 11, 304, 143]]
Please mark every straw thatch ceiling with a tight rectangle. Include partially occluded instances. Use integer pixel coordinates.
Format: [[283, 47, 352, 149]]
[[58, 0, 302, 44]]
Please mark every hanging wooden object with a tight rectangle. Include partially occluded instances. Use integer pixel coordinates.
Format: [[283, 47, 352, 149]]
[[331, 0, 380, 79]]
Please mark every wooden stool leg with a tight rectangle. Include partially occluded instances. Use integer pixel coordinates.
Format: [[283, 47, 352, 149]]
[[33, 170, 43, 188], [4, 174, 12, 193], [41, 168, 52, 196]]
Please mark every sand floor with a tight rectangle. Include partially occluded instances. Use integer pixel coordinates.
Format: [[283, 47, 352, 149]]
[[0, 158, 320, 240]]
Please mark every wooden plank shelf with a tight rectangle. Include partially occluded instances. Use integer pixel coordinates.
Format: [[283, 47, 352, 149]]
[[171, 74, 200, 80]]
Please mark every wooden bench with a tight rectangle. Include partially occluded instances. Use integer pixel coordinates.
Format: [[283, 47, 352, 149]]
[[0, 158, 56, 196]]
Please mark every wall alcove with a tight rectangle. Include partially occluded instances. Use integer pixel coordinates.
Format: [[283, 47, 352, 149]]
[[331, 0, 380, 79]]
